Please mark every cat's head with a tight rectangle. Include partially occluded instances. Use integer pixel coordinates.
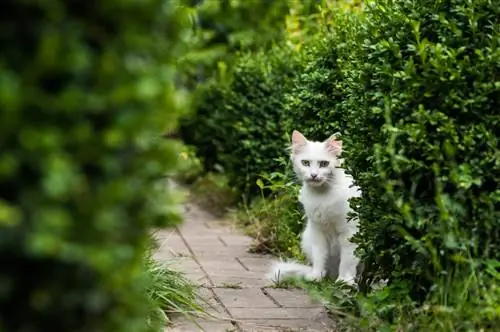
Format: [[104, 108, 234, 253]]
[[290, 130, 343, 187]]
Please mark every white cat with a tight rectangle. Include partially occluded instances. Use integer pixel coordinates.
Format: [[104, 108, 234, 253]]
[[268, 130, 361, 285]]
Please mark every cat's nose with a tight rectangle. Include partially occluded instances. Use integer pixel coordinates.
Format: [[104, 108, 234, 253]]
[[311, 173, 318, 179]]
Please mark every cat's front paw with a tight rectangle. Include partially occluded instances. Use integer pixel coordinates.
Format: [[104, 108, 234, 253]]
[[305, 270, 324, 281], [336, 275, 356, 286]]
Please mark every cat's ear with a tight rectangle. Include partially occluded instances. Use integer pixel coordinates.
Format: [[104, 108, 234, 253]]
[[325, 133, 342, 156], [291, 130, 308, 154]]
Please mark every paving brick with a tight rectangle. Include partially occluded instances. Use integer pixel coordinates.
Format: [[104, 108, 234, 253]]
[[187, 248, 235, 258], [183, 205, 219, 224], [210, 275, 271, 288], [204, 222, 237, 231], [213, 288, 278, 308], [224, 245, 254, 254], [176, 229, 215, 238], [241, 253, 275, 260], [203, 227, 237, 235], [152, 229, 178, 240], [153, 249, 177, 260], [184, 240, 227, 252], [181, 234, 223, 244], [206, 269, 268, 282], [197, 258, 247, 274], [167, 257, 201, 274], [238, 319, 334, 332], [165, 302, 230, 324], [184, 273, 212, 287], [264, 289, 323, 308], [180, 288, 231, 320], [182, 214, 205, 224], [218, 234, 254, 246], [211, 269, 264, 279], [155, 237, 191, 259], [228, 307, 326, 320], [196, 288, 226, 314], [166, 319, 236, 332], [237, 257, 275, 272], [157, 235, 186, 248], [177, 226, 213, 237], [189, 245, 249, 258]]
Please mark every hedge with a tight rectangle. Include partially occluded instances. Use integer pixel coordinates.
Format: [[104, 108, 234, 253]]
[[0, 1, 187, 330], [180, 45, 306, 197], [282, 0, 500, 304], [284, 11, 362, 142], [339, 0, 500, 300]]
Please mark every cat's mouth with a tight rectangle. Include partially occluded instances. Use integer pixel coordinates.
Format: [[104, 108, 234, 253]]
[[306, 178, 323, 184]]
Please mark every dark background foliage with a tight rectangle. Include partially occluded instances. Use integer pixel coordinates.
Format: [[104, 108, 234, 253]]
[[180, 45, 306, 197]]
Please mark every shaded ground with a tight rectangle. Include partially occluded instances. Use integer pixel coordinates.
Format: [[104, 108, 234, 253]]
[[156, 203, 335, 332]]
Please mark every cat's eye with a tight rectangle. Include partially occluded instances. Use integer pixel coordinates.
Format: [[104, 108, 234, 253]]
[[319, 160, 330, 168], [301, 160, 310, 166]]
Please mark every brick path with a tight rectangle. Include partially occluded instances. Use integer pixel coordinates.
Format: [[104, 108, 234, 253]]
[[156, 203, 335, 332]]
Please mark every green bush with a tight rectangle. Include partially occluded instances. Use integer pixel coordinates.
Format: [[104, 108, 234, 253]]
[[340, 0, 500, 304], [284, 11, 362, 141], [180, 45, 306, 197], [0, 1, 190, 330]]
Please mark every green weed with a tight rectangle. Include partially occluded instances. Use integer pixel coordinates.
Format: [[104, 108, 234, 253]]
[[143, 251, 205, 329], [234, 159, 304, 259]]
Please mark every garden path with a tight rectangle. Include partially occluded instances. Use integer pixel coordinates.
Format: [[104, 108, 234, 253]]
[[157, 202, 335, 332]]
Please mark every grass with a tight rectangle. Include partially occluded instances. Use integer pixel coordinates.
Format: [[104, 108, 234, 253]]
[[143, 253, 206, 329], [234, 194, 303, 258]]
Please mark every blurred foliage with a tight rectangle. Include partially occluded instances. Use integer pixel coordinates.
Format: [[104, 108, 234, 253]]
[[284, 9, 363, 141], [176, 0, 292, 89], [285, 0, 363, 50], [0, 0, 192, 330]]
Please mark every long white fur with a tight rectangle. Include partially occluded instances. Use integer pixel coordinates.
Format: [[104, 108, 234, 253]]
[[267, 130, 361, 285], [269, 260, 312, 279]]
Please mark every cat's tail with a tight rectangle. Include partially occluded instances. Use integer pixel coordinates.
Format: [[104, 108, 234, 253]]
[[266, 260, 312, 282]]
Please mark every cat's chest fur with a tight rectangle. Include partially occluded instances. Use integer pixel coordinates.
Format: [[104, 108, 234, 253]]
[[299, 186, 353, 231]]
